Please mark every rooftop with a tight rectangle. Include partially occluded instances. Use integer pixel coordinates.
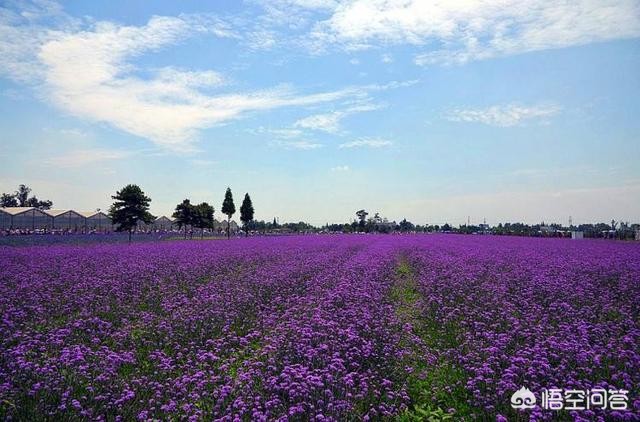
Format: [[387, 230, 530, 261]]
[[43, 209, 83, 217], [76, 211, 108, 218], [0, 207, 37, 215]]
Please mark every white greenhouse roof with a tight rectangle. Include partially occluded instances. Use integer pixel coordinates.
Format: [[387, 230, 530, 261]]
[[77, 211, 109, 218], [0, 207, 37, 216], [43, 209, 82, 217]]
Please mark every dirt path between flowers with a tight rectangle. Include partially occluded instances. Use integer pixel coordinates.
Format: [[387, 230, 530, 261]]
[[391, 254, 475, 421]]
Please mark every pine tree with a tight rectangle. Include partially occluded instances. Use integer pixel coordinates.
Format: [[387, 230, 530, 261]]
[[221, 187, 236, 239], [240, 193, 254, 237], [109, 184, 155, 243]]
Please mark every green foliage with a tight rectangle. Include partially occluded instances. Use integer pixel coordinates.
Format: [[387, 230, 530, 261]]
[[194, 202, 215, 237], [392, 258, 475, 421], [222, 187, 235, 218], [398, 218, 415, 232], [240, 193, 254, 232], [0, 193, 18, 207], [399, 404, 454, 422], [355, 209, 368, 231], [173, 199, 213, 239], [222, 187, 235, 239], [172, 199, 195, 235], [109, 184, 155, 240]]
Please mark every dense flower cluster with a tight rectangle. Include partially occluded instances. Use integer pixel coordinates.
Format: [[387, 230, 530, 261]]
[[403, 236, 640, 421], [0, 235, 638, 420]]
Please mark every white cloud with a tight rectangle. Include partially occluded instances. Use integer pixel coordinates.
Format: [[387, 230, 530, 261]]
[[154, 67, 226, 88], [303, 0, 640, 63], [445, 103, 561, 127], [0, 1, 80, 82], [293, 97, 383, 133], [271, 140, 324, 150], [330, 165, 350, 172], [381, 53, 393, 63], [1, 6, 362, 152], [258, 127, 305, 139], [36, 16, 360, 151], [349, 57, 360, 65], [44, 148, 131, 168], [339, 137, 392, 148], [294, 111, 344, 133]]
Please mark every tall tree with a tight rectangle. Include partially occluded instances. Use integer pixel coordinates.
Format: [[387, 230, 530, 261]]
[[173, 199, 196, 239], [15, 185, 31, 207], [356, 209, 368, 232], [240, 193, 254, 237], [109, 184, 155, 243], [221, 187, 236, 239], [194, 202, 215, 239]]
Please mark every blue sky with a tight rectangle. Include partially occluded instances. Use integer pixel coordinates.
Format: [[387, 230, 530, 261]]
[[1, 0, 639, 225]]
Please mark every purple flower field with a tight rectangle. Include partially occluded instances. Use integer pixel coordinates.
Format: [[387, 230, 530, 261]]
[[1, 235, 639, 421]]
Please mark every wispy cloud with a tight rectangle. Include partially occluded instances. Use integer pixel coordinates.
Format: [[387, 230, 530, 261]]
[[0, 5, 365, 152], [330, 165, 350, 172], [257, 127, 305, 139], [270, 140, 323, 150], [445, 103, 561, 127], [44, 148, 132, 168], [294, 111, 344, 133], [294, 99, 382, 133], [37, 16, 361, 152], [295, 0, 640, 64], [338, 137, 392, 149]]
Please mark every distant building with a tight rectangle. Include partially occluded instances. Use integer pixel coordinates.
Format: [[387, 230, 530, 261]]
[[0, 207, 52, 230], [571, 231, 584, 240], [214, 219, 239, 233], [375, 221, 396, 232], [44, 209, 85, 231], [540, 225, 555, 235], [153, 216, 175, 231], [78, 211, 113, 232]]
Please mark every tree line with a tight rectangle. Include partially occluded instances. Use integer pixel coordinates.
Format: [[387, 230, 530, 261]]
[[1, 184, 53, 209], [108, 184, 254, 242], [2, 184, 638, 240]]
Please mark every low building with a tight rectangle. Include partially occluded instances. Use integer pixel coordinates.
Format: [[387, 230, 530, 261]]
[[0, 208, 11, 230], [153, 216, 175, 231], [78, 211, 113, 232], [45, 209, 86, 231], [0, 207, 52, 230], [214, 219, 239, 234], [571, 231, 584, 240]]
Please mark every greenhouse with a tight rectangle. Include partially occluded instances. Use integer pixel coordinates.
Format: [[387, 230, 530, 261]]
[[153, 216, 175, 231], [0, 208, 12, 230], [0, 207, 52, 230], [45, 209, 86, 231], [79, 211, 113, 232]]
